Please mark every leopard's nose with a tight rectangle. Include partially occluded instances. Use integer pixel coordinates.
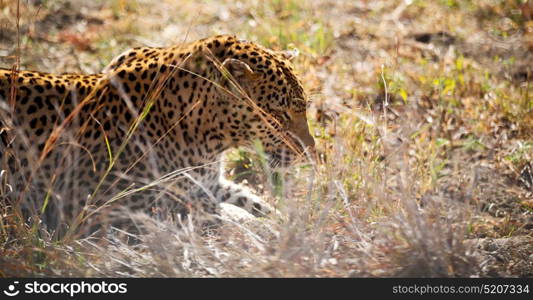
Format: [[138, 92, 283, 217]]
[[302, 130, 315, 148], [290, 128, 316, 162], [294, 124, 315, 149]]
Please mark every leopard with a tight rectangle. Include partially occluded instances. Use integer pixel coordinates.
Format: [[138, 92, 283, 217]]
[[0, 34, 315, 237]]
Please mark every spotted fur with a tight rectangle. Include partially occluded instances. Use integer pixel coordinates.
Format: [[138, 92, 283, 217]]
[[0, 35, 315, 234]]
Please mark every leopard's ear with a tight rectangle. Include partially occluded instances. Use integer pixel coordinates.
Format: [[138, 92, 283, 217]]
[[277, 49, 299, 61], [221, 58, 255, 82]]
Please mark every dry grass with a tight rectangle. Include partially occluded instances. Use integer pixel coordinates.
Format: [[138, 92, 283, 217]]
[[0, 0, 532, 277]]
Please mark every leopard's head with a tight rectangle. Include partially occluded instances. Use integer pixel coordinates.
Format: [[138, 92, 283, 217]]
[[219, 39, 315, 167]]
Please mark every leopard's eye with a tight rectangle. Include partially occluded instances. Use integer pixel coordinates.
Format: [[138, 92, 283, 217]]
[[279, 111, 293, 129], [293, 97, 305, 103], [282, 111, 291, 122], [266, 109, 290, 129], [291, 97, 306, 110]]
